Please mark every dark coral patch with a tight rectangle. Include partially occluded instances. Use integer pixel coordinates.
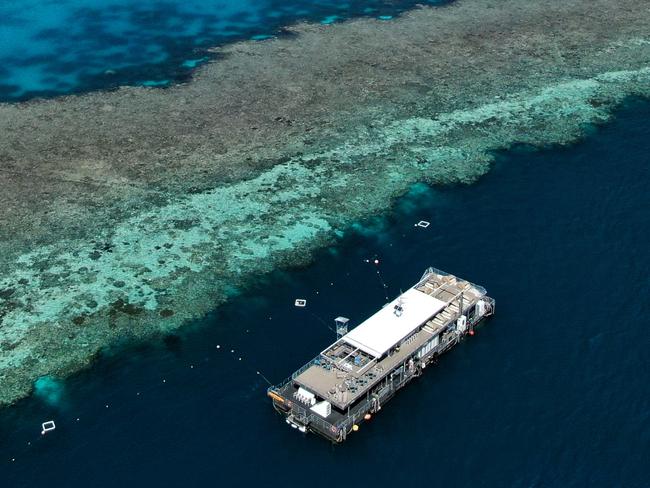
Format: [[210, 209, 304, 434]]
[[72, 315, 86, 326], [172, 218, 198, 230], [0, 288, 15, 299], [160, 309, 175, 317], [110, 298, 144, 316]]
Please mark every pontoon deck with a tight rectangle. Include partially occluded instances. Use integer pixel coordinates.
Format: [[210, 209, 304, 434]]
[[267, 267, 495, 442]]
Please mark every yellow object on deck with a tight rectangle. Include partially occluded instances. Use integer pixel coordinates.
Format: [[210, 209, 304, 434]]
[[267, 391, 285, 403]]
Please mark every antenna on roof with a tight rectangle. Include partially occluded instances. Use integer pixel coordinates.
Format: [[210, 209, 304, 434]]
[[393, 297, 404, 317]]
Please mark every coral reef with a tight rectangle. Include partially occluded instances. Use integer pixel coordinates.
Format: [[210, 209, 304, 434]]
[[0, 0, 649, 405]]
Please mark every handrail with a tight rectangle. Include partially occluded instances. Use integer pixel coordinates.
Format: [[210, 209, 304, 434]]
[[418, 267, 487, 297]]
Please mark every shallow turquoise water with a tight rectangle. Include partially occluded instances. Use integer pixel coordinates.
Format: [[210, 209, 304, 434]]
[[2, 0, 649, 484], [0, 0, 446, 102], [1, 98, 648, 487]]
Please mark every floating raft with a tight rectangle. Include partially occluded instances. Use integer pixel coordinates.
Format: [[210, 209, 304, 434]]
[[267, 267, 495, 443], [41, 420, 56, 435]]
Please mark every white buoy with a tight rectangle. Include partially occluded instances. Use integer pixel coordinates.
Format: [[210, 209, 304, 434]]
[[41, 420, 56, 435], [294, 299, 307, 307], [416, 220, 430, 228]]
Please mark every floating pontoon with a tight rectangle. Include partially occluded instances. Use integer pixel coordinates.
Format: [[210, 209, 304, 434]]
[[267, 267, 495, 442]]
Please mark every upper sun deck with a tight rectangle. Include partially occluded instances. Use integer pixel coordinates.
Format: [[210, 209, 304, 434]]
[[343, 287, 447, 358], [292, 268, 487, 409]]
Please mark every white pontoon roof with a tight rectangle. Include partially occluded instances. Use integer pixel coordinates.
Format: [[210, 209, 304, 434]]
[[342, 288, 447, 358]]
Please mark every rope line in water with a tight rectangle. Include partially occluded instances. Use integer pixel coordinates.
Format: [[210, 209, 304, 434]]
[[366, 256, 390, 302], [375, 269, 390, 302], [6, 268, 361, 464], [309, 311, 337, 333], [225, 347, 274, 388]]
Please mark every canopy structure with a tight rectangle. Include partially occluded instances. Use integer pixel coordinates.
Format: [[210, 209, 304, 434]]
[[342, 288, 447, 358]]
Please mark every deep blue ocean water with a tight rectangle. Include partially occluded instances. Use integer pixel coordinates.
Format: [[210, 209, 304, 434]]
[[1, 97, 649, 486], [0, 0, 446, 102]]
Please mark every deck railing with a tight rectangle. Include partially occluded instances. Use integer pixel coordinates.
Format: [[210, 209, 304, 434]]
[[418, 266, 488, 297]]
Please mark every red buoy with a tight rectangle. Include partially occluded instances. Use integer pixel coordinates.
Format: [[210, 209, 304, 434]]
[[469, 330, 475, 336]]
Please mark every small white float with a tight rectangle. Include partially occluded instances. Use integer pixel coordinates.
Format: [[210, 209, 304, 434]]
[[41, 420, 56, 435], [294, 299, 307, 307], [415, 220, 430, 228]]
